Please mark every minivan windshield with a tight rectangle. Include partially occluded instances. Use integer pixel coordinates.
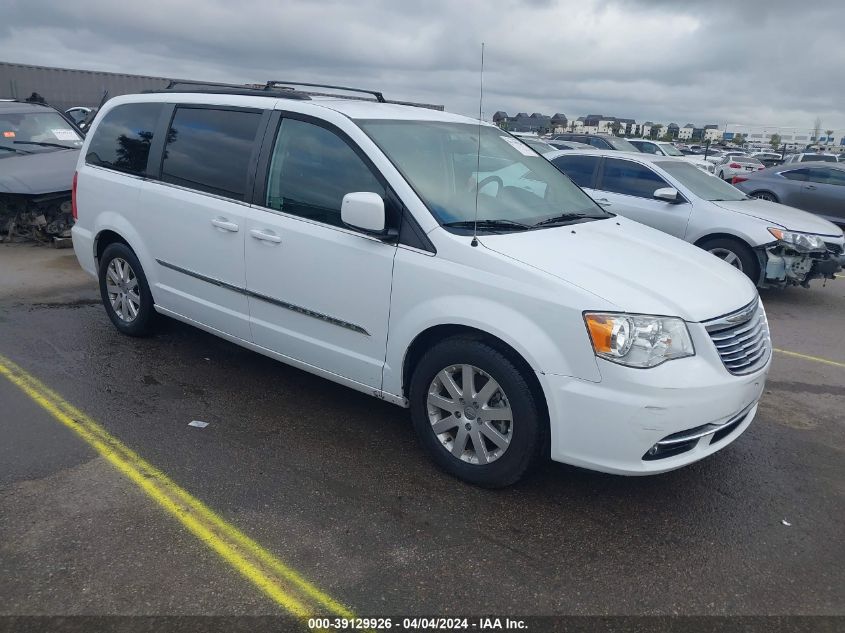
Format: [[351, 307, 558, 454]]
[[358, 120, 610, 232], [656, 160, 748, 201], [0, 111, 82, 152]]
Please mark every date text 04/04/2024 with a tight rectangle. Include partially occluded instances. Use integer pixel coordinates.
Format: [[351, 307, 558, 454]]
[[307, 617, 528, 630]]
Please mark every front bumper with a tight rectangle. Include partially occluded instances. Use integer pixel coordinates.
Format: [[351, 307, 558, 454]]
[[759, 236, 844, 287], [540, 323, 770, 475]]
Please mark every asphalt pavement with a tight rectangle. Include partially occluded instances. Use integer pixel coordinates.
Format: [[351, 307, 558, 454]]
[[0, 243, 842, 623]]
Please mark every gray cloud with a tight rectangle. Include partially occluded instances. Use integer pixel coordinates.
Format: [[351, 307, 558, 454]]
[[1, 0, 843, 131]]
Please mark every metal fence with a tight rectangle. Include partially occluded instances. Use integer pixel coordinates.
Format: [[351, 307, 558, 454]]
[[1, 61, 171, 112]]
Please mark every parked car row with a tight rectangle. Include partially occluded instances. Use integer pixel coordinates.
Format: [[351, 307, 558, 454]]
[[783, 152, 838, 164], [626, 139, 716, 173], [545, 149, 844, 288], [550, 133, 640, 152]]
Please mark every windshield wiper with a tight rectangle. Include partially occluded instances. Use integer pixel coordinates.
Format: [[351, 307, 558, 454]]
[[532, 213, 593, 228], [442, 219, 534, 232], [0, 145, 31, 154], [13, 141, 75, 150]]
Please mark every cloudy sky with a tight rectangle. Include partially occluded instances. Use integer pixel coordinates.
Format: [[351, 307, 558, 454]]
[[2, 0, 844, 131]]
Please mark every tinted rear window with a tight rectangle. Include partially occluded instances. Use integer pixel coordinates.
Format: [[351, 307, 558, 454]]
[[161, 107, 262, 201], [86, 103, 163, 175], [551, 155, 599, 188], [600, 158, 669, 198]]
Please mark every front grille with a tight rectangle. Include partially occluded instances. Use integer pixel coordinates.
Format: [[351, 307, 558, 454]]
[[704, 300, 770, 375], [825, 242, 842, 256]]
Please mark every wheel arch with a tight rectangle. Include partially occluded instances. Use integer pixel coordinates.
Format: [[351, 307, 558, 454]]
[[94, 229, 131, 264], [401, 324, 550, 450], [694, 232, 764, 285], [693, 232, 756, 250], [91, 216, 159, 303]]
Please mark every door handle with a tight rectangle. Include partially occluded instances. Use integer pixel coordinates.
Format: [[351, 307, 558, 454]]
[[805, 185, 817, 190], [595, 198, 612, 207], [250, 229, 282, 244], [211, 218, 239, 232]]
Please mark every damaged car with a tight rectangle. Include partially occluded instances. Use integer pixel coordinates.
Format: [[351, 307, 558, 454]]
[[0, 100, 83, 244], [547, 150, 845, 288]]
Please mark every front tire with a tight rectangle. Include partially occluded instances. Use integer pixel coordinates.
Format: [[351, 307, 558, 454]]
[[699, 237, 760, 284], [98, 243, 156, 336], [409, 336, 542, 488]]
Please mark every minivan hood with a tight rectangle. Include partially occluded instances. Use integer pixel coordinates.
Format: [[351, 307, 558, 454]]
[[711, 198, 843, 237], [0, 149, 79, 195], [481, 217, 758, 322]]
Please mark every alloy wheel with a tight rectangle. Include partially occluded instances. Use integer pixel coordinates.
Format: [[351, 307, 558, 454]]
[[105, 257, 141, 322], [708, 247, 744, 271], [426, 364, 513, 465]]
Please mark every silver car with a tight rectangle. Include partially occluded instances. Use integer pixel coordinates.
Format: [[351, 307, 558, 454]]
[[732, 162, 845, 227], [545, 149, 845, 288], [783, 152, 838, 164]]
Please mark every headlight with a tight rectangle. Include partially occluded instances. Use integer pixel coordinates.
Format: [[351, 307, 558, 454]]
[[584, 313, 695, 368], [768, 228, 826, 252]]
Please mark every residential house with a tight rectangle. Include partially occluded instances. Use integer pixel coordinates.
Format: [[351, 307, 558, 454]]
[[678, 124, 694, 140]]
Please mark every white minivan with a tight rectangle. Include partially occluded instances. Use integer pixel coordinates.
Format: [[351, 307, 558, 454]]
[[71, 82, 771, 487]]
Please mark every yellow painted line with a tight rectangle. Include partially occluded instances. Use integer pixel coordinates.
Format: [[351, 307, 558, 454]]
[[0, 353, 355, 621], [774, 348, 845, 369]]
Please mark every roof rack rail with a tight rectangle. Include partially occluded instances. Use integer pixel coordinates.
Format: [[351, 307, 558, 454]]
[[161, 80, 311, 100], [266, 80, 386, 103]]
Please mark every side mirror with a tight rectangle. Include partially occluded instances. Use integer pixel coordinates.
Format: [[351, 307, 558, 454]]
[[341, 192, 387, 234], [654, 187, 680, 203]]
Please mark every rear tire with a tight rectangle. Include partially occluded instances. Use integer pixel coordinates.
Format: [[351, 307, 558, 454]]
[[409, 336, 542, 488], [698, 237, 760, 284], [751, 191, 779, 203], [98, 243, 156, 337]]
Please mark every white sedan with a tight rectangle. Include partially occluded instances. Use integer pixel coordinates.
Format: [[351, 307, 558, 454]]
[[715, 155, 765, 182], [544, 149, 844, 288], [627, 138, 716, 173]]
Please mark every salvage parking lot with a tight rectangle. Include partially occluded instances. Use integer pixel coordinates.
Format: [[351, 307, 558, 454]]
[[1, 243, 843, 622]]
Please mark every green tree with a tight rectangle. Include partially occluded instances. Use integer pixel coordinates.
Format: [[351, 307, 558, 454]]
[[825, 129, 834, 144], [733, 133, 746, 146], [650, 124, 663, 139], [769, 133, 781, 150], [610, 121, 623, 136], [660, 132, 674, 142]]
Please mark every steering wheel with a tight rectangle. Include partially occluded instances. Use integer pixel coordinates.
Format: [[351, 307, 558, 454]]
[[474, 175, 504, 196]]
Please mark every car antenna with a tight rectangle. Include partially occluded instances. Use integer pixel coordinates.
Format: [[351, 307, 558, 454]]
[[471, 42, 485, 248]]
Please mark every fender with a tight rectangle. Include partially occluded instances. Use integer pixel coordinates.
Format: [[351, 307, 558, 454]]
[[383, 293, 603, 398], [93, 211, 160, 302]]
